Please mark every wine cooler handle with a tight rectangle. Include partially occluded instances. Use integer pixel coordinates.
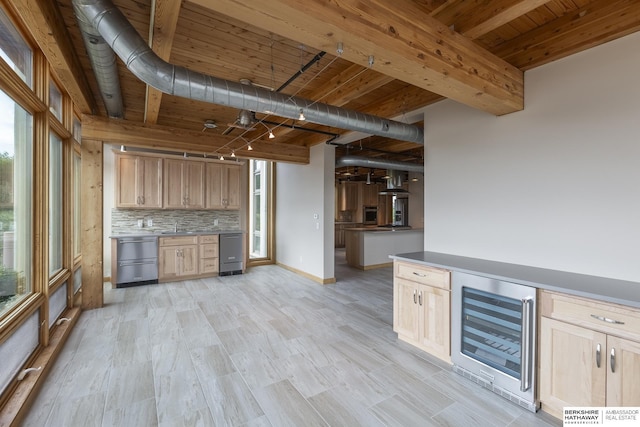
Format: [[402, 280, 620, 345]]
[[596, 343, 601, 368], [520, 297, 533, 392]]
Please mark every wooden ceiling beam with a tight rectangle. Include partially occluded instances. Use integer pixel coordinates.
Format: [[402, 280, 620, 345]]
[[491, 0, 640, 70], [7, 0, 97, 113], [432, 0, 551, 39], [189, 0, 524, 116], [82, 115, 309, 164], [144, 0, 182, 124]]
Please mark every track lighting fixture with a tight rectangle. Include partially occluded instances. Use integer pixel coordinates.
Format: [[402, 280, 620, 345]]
[[247, 143, 253, 151], [298, 109, 305, 121], [120, 145, 126, 152], [231, 150, 236, 158], [219, 155, 225, 160], [366, 172, 371, 185], [260, 121, 276, 139]]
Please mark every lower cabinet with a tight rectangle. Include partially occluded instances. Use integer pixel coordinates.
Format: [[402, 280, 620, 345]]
[[539, 291, 640, 419], [158, 236, 199, 281], [393, 260, 451, 362], [199, 234, 219, 276]]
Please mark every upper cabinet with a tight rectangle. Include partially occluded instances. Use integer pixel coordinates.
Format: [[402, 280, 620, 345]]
[[115, 154, 163, 208], [337, 181, 359, 212], [205, 163, 241, 210], [164, 159, 205, 209], [115, 152, 241, 210], [361, 183, 379, 206]]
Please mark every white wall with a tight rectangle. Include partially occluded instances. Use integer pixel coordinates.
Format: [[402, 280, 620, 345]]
[[276, 143, 335, 281], [423, 32, 640, 282], [103, 146, 115, 277]]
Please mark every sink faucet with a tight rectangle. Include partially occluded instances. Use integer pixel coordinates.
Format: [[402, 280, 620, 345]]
[[174, 222, 178, 232]]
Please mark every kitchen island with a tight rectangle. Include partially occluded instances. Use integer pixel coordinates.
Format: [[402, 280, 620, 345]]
[[344, 227, 423, 270]]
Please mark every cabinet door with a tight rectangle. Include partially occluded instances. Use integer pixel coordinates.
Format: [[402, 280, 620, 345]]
[[606, 335, 640, 407], [224, 165, 241, 209], [180, 245, 198, 276], [159, 246, 179, 280], [115, 155, 139, 207], [184, 161, 204, 208], [539, 317, 606, 419], [417, 284, 450, 362], [164, 159, 186, 209], [393, 278, 419, 341], [139, 156, 163, 208], [205, 163, 224, 209]]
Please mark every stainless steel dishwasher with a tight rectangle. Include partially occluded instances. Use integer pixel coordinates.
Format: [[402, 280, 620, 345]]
[[113, 236, 159, 287], [219, 233, 243, 275]]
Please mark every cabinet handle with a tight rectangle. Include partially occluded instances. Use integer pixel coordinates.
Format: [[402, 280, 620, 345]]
[[413, 290, 417, 304], [610, 348, 616, 373], [418, 291, 423, 306], [412, 271, 426, 277], [596, 343, 601, 368], [590, 314, 625, 325]]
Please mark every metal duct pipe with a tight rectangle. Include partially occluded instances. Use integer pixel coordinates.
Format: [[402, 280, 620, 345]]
[[72, 0, 424, 144], [73, 1, 123, 118], [336, 155, 424, 174]]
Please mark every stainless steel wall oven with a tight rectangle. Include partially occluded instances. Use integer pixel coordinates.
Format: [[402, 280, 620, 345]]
[[363, 206, 378, 225], [451, 271, 539, 412]]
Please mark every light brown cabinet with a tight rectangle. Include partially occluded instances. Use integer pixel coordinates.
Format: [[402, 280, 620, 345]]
[[158, 236, 199, 281], [539, 291, 640, 419], [336, 181, 359, 212], [205, 163, 241, 210], [393, 261, 451, 362], [163, 159, 205, 209], [361, 183, 379, 207], [115, 154, 162, 208], [199, 234, 219, 276]]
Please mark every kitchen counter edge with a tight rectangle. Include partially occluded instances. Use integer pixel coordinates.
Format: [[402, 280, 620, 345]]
[[390, 251, 640, 309], [110, 230, 245, 238]]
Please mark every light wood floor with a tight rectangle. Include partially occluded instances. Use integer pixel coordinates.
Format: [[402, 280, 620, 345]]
[[24, 253, 561, 426]]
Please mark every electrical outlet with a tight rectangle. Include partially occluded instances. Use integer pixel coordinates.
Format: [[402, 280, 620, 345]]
[[214, 219, 219, 226], [147, 218, 153, 227]]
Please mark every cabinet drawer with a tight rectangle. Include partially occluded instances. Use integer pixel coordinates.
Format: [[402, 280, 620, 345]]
[[200, 258, 219, 274], [200, 234, 218, 244], [200, 243, 219, 258], [159, 236, 199, 246], [540, 290, 640, 342], [394, 261, 450, 290]]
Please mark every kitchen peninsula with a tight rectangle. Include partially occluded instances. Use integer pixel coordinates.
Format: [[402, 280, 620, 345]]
[[344, 227, 423, 270]]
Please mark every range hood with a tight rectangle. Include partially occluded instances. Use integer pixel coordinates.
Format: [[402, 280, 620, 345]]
[[379, 170, 408, 195]]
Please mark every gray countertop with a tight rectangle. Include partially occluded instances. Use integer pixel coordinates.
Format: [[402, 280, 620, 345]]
[[109, 230, 244, 238], [345, 227, 424, 232], [391, 251, 640, 308]]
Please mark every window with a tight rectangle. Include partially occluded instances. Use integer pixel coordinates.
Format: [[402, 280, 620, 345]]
[[0, 89, 33, 318], [249, 159, 271, 261], [0, 8, 32, 88], [49, 80, 62, 121], [73, 151, 81, 259], [49, 132, 63, 276], [73, 117, 81, 144]]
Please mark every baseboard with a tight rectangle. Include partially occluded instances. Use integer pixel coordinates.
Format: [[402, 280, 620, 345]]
[[276, 262, 336, 285]]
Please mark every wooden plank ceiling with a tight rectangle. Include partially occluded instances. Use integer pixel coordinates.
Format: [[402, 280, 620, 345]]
[[55, 0, 640, 178]]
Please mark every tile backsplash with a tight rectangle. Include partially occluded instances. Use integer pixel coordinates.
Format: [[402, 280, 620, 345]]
[[111, 209, 241, 234]]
